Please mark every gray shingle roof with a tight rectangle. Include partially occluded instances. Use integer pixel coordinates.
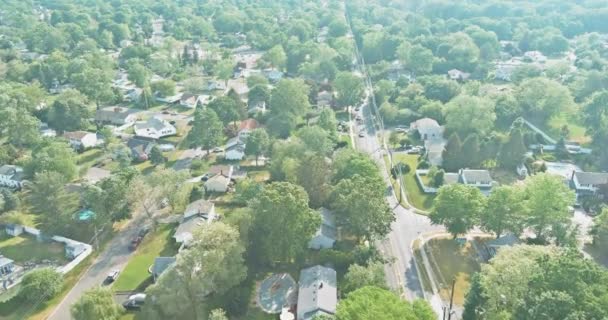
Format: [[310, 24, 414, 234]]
[[152, 256, 176, 278], [460, 169, 492, 184], [297, 265, 337, 320], [574, 172, 608, 186]]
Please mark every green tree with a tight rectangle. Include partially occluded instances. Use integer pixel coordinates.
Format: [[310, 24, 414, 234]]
[[295, 153, 332, 208], [342, 262, 387, 295], [250, 182, 320, 264], [407, 44, 435, 75], [83, 171, 135, 223], [144, 223, 246, 320], [263, 45, 287, 70], [149, 146, 165, 166], [244, 128, 270, 166], [516, 78, 574, 123], [207, 96, 243, 126], [297, 126, 334, 156], [71, 67, 114, 108], [317, 108, 338, 138], [19, 268, 63, 303], [27, 171, 79, 236], [189, 108, 224, 153], [494, 93, 521, 129], [214, 59, 235, 85], [48, 89, 91, 132], [430, 184, 485, 238], [498, 128, 527, 169], [25, 140, 78, 181], [208, 309, 228, 320], [331, 174, 394, 240], [247, 84, 270, 105], [336, 286, 435, 320], [524, 173, 576, 243], [422, 76, 461, 103], [443, 95, 496, 136], [71, 287, 123, 320], [442, 133, 463, 172], [0, 108, 41, 148], [591, 208, 608, 245], [334, 71, 364, 107], [461, 133, 481, 168], [333, 150, 379, 182], [127, 60, 151, 88], [481, 185, 525, 238], [151, 79, 176, 97], [268, 79, 310, 137]]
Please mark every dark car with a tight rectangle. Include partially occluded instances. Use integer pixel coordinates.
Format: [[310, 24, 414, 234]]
[[129, 237, 142, 251], [138, 227, 150, 238], [104, 269, 119, 284]]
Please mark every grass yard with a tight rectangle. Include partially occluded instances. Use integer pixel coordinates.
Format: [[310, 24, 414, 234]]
[[0, 235, 67, 264], [247, 170, 271, 183], [112, 224, 179, 291], [76, 149, 105, 168], [424, 238, 481, 306], [385, 154, 435, 211], [547, 111, 591, 145]]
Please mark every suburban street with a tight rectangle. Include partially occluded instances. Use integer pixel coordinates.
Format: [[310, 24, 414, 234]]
[[47, 218, 144, 320]]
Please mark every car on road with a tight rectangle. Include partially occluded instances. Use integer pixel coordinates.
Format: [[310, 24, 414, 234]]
[[406, 146, 423, 154], [358, 132, 365, 138], [105, 269, 120, 284], [212, 147, 224, 153], [395, 127, 408, 133]]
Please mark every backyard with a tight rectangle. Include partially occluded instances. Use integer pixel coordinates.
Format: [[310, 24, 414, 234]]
[[385, 153, 435, 211], [112, 224, 179, 292], [0, 235, 67, 264], [423, 237, 481, 306]]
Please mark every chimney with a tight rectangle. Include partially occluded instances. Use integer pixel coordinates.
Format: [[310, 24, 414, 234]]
[[571, 170, 575, 181]]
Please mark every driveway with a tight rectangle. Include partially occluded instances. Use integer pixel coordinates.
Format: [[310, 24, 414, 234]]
[[47, 219, 145, 320]]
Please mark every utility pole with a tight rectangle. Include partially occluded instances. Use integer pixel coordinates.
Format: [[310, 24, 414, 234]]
[[447, 278, 456, 320]]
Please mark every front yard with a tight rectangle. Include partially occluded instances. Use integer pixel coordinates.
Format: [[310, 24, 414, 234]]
[[112, 224, 179, 291], [422, 237, 481, 306], [385, 153, 435, 211], [0, 235, 67, 264]]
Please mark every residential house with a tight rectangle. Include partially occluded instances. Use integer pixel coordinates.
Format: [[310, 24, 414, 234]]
[[206, 80, 227, 92], [155, 92, 182, 104], [387, 60, 412, 82], [5, 224, 24, 237], [0, 165, 26, 190], [494, 59, 523, 82], [180, 94, 202, 109], [316, 91, 333, 108], [151, 257, 176, 281], [63, 131, 101, 151], [204, 165, 233, 193], [39, 122, 57, 138], [264, 69, 284, 83], [134, 117, 177, 140], [225, 137, 246, 161], [458, 169, 494, 194], [425, 139, 447, 167], [126, 138, 155, 161], [447, 69, 471, 81], [0, 256, 14, 276], [410, 118, 443, 140], [570, 171, 608, 197], [523, 51, 547, 63], [308, 208, 337, 250], [174, 200, 216, 245], [248, 100, 267, 115], [65, 241, 87, 260], [226, 78, 249, 101], [238, 118, 260, 139], [297, 265, 337, 320], [95, 106, 139, 126], [124, 88, 142, 102]]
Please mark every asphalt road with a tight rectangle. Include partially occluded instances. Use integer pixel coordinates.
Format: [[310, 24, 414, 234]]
[[352, 99, 443, 301], [47, 220, 144, 320]]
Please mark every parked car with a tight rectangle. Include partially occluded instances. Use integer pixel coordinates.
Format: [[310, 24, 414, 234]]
[[212, 147, 223, 153], [123, 293, 146, 310], [406, 147, 422, 154], [105, 269, 120, 284], [395, 128, 408, 133], [358, 132, 365, 138]]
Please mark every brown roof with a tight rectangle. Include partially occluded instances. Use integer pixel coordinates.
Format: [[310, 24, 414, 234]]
[[239, 119, 259, 131]]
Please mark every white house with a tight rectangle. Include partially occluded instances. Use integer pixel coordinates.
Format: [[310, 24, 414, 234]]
[[410, 118, 443, 140], [308, 208, 337, 250], [179, 94, 202, 108], [248, 101, 267, 115], [570, 171, 608, 197], [0, 165, 26, 189], [95, 106, 139, 126], [494, 59, 523, 82], [424, 139, 446, 167], [225, 137, 246, 161], [297, 265, 337, 320], [63, 131, 101, 150], [134, 117, 177, 140], [174, 200, 216, 245], [204, 166, 233, 193], [458, 169, 493, 194], [5, 224, 24, 237], [523, 51, 547, 63], [447, 69, 470, 81]]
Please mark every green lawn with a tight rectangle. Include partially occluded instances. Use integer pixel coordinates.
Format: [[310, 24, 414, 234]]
[[76, 149, 105, 168], [547, 111, 590, 145], [424, 238, 481, 306], [0, 235, 67, 264], [112, 224, 179, 291], [385, 154, 435, 211]]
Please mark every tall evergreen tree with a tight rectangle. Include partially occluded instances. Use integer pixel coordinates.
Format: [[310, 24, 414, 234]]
[[499, 128, 527, 169], [461, 133, 481, 168], [442, 132, 463, 172]]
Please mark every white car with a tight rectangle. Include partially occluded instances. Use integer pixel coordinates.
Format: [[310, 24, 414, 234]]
[[395, 128, 408, 133]]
